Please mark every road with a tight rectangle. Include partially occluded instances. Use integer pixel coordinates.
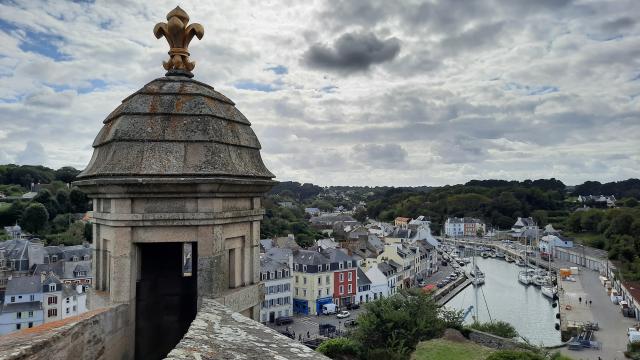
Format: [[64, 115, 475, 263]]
[[269, 307, 365, 341], [560, 268, 637, 360]]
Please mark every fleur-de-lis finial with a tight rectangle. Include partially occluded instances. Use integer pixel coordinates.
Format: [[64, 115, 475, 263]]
[[154, 6, 204, 77]]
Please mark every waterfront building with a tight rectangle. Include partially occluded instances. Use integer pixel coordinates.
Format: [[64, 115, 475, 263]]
[[510, 217, 539, 243], [259, 250, 293, 324], [577, 195, 616, 207], [539, 234, 574, 254], [444, 217, 485, 237]]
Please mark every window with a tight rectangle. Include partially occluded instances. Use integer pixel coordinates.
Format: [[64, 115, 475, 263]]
[[317, 277, 321, 285], [347, 261, 352, 267], [73, 305, 76, 312], [325, 264, 329, 271], [294, 264, 298, 271], [72, 256, 79, 262], [49, 284, 56, 292], [318, 290, 321, 297], [48, 296, 57, 305], [261, 273, 266, 281], [29, 295, 35, 301], [348, 284, 352, 293], [10, 296, 15, 303], [66, 298, 70, 304], [83, 255, 90, 261], [28, 311, 33, 318], [48, 309, 57, 317], [16, 312, 22, 319], [303, 265, 307, 272], [303, 277, 307, 285], [51, 255, 58, 263], [295, 276, 299, 283], [326, 288, 329, 295], [339, 285, 344, 294], [303, 289, 307, 297], [339, 263, 344, 270], [339, 273, 344, 282], [348, 272, 352, 281]]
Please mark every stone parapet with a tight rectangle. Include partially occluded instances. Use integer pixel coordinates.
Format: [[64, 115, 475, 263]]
[[0, 304, 130, 360], [166, 299, 329, 360]]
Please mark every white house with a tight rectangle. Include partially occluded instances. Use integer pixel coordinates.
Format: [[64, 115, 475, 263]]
[[445, 217, 485, 237], [355, 268, 374, 304], [364, 264, 392, 300], [259, 249, 293, 323], [539, 234, 574, 254], [0, 275, 44, 335]]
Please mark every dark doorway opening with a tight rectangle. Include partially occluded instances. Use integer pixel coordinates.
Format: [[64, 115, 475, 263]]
[[135, 242, 197, 360]]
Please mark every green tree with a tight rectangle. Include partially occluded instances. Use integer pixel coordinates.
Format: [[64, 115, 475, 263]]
[[580, 210, 603, 233], [55, 189, 71, 213], [352, 290, 461, 358], [51, 213, 73, 233], [531, 210, 548, 227], [33, 189, 59, 219], [69, 187, 89, 213], [353, 208, 367, 223], [316, 338, 361, 359], [608, 213, 634, 236], [625, 198, 639, 208], [54, 166, 80, 183], [21, 203, 49, 234]]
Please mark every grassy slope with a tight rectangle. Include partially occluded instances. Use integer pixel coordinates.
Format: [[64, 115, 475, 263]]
[[411, 339, 495, 360]]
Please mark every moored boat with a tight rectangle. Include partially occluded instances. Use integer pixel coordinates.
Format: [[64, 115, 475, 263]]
[[541, 285, 557, 299], [518, 271, 532, 285]]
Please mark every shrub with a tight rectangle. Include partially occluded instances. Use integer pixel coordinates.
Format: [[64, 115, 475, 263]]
[[316, 338, 360, 359], [469, 321, 519, 338], [485, 350, 544, 360]]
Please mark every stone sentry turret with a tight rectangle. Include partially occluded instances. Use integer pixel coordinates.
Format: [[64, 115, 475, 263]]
[[73, 6, 275, 359]]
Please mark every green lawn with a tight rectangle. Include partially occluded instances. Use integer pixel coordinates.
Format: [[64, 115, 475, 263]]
[[411, 339, 495, 360], [564, 231, 606, 248]]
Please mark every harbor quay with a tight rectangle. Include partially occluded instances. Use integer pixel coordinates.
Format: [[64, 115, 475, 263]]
[[441, 237, 639, 359]]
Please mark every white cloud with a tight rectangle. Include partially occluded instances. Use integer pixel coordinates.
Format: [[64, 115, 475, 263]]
[[0, 0, 637, 186]]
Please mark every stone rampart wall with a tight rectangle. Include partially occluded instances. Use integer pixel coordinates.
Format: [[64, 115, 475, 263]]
[[0, 304, 130, 360]]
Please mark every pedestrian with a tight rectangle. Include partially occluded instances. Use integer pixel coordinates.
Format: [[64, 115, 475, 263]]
[[590, 300, 593, 307], [307, 331, 310, 338], [298, 334, 302, 341], [579, 296, 582, 304]]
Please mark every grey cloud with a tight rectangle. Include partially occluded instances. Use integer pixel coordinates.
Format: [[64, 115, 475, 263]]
[[600, 17, 636, 34], [352, 143, 408, 167], [24, 88, 76, 108], [440, 22, 506, 56], [16, 141, 47, 165], [303, 32, 401, 73]]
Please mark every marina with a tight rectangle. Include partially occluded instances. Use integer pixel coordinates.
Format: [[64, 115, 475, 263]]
[[446, 256, 562, 346]]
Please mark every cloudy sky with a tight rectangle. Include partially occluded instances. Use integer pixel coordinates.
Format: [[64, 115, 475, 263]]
[[0, 0, 638, 186]]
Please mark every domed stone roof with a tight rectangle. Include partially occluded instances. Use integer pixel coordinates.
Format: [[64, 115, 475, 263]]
[[77, 76, 274, 180]]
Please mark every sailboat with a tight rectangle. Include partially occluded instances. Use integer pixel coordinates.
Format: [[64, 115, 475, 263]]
[[470, 245, 485, 286], [518, 237, 532, 285], [541, 237, 557, 300]]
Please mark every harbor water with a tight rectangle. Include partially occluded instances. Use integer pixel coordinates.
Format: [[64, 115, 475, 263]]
[[446, 256, 562, 346]]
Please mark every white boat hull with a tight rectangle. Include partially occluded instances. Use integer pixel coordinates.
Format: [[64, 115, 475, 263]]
[[541, 286, 557, 299]]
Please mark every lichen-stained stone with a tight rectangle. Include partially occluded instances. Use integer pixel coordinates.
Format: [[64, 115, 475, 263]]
[[165, 299, 329, 360], [78, 76, 273, 180]]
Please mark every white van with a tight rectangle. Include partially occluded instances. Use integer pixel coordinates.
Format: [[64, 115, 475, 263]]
[[322, 303, 337, 315]]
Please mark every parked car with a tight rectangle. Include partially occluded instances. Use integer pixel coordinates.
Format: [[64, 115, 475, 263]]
[[336, 311, 351, 319], [441, 260, 448, 266], [275, 316, 294, 326], [344, 319, 358, 327], [418, 280, 427, 287], [346, 303, 360, 310]]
